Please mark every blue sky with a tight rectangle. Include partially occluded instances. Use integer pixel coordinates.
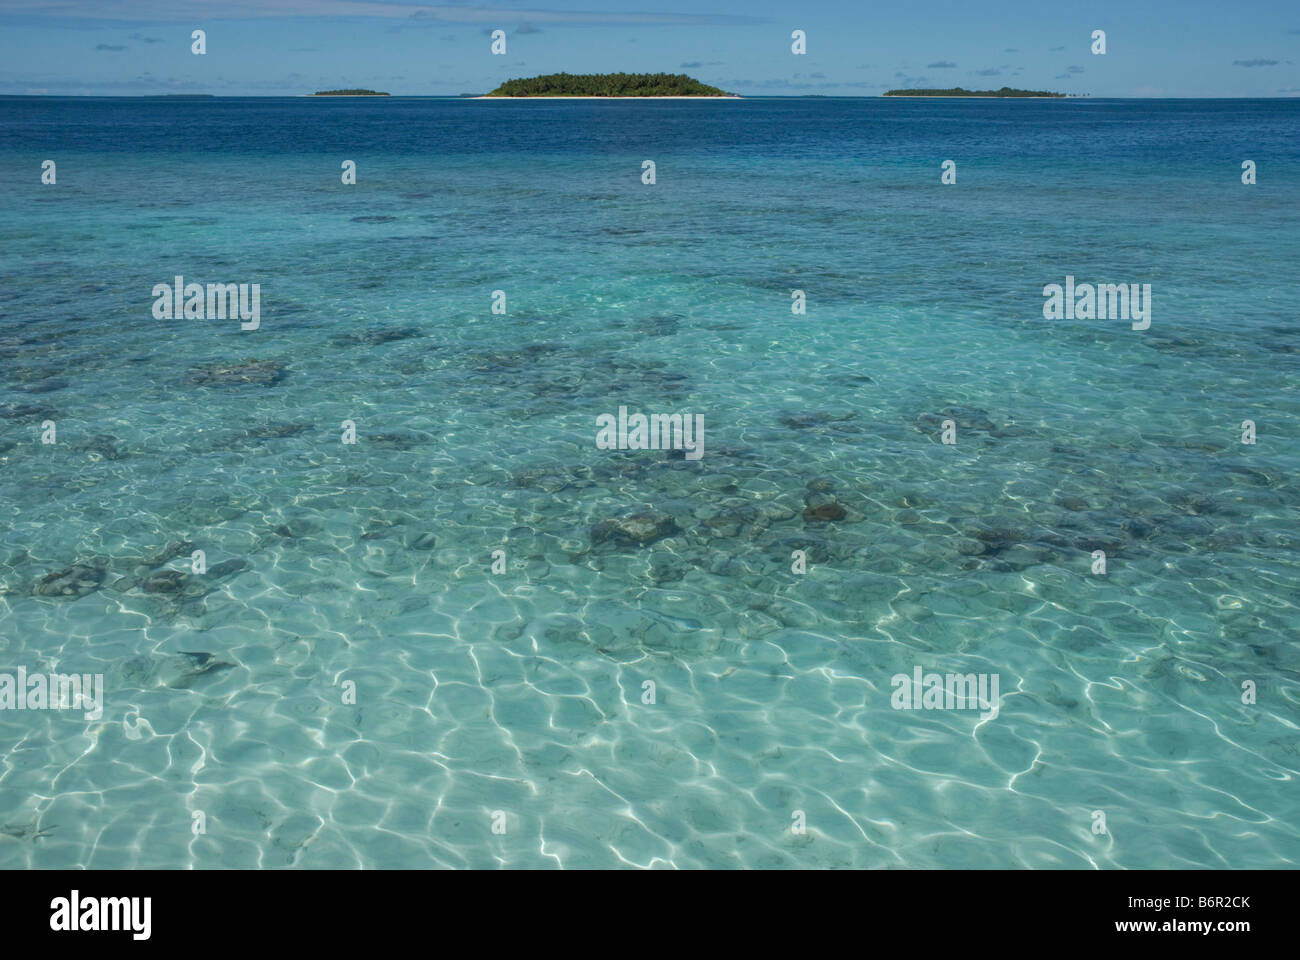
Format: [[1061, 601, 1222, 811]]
[[0, 0, 1296, 96]]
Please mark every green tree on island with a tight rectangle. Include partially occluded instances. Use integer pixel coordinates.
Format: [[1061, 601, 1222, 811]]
[[883, 86, 1064, 97], [486, 73, 730, 97]]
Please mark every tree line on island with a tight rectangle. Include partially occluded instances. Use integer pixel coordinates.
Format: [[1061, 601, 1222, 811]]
[[884, 86, 1066, 97], [486, 73, 731, 97], [306, 80, 1066, 99]]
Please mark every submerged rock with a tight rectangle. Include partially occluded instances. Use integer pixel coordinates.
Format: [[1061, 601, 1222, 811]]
[[114, 555, 247, 597], [963, 525, 1028, 554], [954, 538, 988, 557], [15, 377, 70, 394], [802, 502, 845, 522], [139, 570, 188, 594], [699, 502, 761, 539], [916, 406, 1002, 436], [643, 316, 680, 337], [590, 511, 679, 547], [407, 532, 438, 550], [330, 327, 421, 347], [648, 554, 688, 584], [802, 493, 846, 523], [509, 465, 587, 493], [136, 570, 212, 598], [367, 430, 435, 450], [0, 820, 54, 842], [206, 558, 248, 580], [120, 651, 235, 689], [766, 537, 832, 564], [0, 403, 58, 421], [145, 541, 197, 567], [186, 359, 285, 387], [469, 343, 563, 373], [75, 435, 126, 461], [247, 422, 312, 441], [779, 410, 855, 430], [36, 561, 107, 598]]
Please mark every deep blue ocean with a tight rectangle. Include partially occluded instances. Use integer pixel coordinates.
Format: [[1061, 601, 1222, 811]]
[[1, 96, 1298, 868]]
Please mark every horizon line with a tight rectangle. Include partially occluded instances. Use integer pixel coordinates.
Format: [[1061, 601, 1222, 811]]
[[3, 93, 1298, 100]]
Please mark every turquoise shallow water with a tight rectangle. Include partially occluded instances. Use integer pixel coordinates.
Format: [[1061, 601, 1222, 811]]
[[1, 96, 1298, 868]]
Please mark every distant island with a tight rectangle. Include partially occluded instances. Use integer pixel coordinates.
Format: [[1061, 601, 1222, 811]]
[[313, 89, 390, 96], [484, 72, 734, 97], [884, 86, 1065, 98]]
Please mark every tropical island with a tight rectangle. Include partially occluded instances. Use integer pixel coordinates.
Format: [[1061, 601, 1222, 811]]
[[312, 89, 390, 96], [884, 86, 1065, 98], [483, 72, 735, 97]]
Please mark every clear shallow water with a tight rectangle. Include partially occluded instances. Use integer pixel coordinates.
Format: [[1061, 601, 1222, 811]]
[[0, 96, 1298, 869]]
